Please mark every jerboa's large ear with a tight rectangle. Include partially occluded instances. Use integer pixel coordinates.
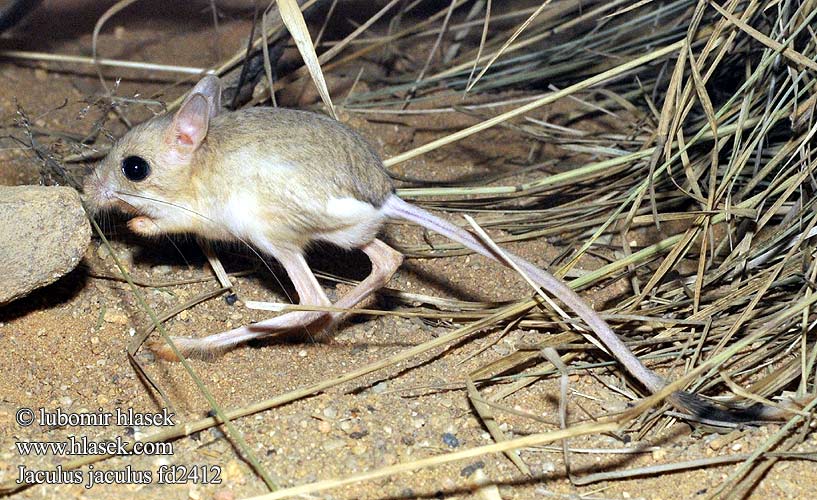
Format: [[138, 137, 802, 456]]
[[182, 75, 223, 119], [168, 93, 210, 150]]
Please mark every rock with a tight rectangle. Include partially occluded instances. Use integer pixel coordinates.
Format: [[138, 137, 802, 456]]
[[0, 186, 90, 305], [442, 432, 460, 448], [103, 309, 129, 325]]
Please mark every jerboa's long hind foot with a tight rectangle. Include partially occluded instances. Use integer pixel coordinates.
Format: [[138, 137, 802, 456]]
[[147, 337, 232, 362]]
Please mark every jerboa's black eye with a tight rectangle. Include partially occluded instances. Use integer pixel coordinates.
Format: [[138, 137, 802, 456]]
[[121, 155, 151, 182]]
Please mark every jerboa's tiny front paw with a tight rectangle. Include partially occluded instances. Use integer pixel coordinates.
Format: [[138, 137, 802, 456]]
[[127, 216, 162, 236]]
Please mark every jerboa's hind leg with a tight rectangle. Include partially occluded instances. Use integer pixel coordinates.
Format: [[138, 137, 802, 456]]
[[152, 240, 402, 360]]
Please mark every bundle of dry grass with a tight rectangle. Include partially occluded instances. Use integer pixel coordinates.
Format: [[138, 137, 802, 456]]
[[363, 1, 817, 496]]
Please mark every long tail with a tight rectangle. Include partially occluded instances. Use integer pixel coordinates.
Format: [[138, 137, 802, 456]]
[[382, 195, 664, 391], [382, 195, 786, 423]]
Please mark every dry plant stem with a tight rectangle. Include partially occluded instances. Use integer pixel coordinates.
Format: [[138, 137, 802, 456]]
[[710, 1, 817, 72], [432, 0, 627, 82], [306, 0, 471, 86], [87, 269, 255, 288], [385, 40, 684, 167], [0, 50, 213, 75], [465, 0, 551, 92], [91, 0, 141, 94], [444, 0, 485, 64], [276, 0, 336, 117], [466, 378, 531, 475], [465, 0, 491, 88], [541, 347, 573, 480], [492, 353, 579, 402], [401, 0, 457, 107], [709, 160, 817, 354], [244, 300, 495, 321], [317, 0, 402, 64], [199, 241, 233, 289], [260, 7, 278, 107]]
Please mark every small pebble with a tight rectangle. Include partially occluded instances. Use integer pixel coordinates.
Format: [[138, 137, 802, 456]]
[[152, 265, 173, 275], [491, 344, 511, 356], [349, 430, 368, 440], [536, 461, 556, 474], [441, 433, 460, 448], [709, 431, 742, 451], [96, 246, 110, 260], [460, 461, 485, 477], [103, 309, 129, 325], [322, 407, 337, 419]]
